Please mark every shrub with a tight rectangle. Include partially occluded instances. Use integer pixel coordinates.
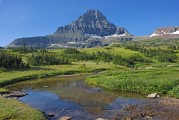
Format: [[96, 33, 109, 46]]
[[0, 52, 29, 69], [27, 52, 71, 66], [168, 85, 179, 98]]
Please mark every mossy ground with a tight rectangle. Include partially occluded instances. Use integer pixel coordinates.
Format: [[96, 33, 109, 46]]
[[86, 63, 179, 97]]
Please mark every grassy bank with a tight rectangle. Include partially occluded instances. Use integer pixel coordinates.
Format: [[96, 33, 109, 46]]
[[0, 62, 113, 87], [0, 88, 10, 93], [86, 63, 179, 98], [0, 96, 45, 120]]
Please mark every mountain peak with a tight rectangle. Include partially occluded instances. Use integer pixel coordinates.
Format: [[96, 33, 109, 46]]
[[86, 9, 99, 13], [55, 10, 130, 37], [82, 9, 107, 21]]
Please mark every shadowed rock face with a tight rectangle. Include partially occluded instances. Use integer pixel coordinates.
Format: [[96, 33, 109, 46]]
[[8, 10, 131, 48]]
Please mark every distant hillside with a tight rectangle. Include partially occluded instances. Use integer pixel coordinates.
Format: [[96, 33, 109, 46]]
[[124, 37, 179, 48], [150, 27, 179, 38]]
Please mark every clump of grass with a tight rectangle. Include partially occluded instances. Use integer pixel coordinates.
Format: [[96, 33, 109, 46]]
[[0, 62, 112, 87], [168, 85, 179, 98], [0, 97, 45, 120], [86, 66, 179, 97], [0, 88, 10, 94]]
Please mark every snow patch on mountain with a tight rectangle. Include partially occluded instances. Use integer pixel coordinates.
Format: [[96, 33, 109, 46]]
[[171, 30, 179, 34], [104, 33, 126, 39], [149, 33, 160, 37], [85, 34, 102, 38]]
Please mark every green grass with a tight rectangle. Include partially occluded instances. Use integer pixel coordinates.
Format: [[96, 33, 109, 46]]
[[80, 47, 142, 57], [0, 96, 45, 120], [0, 88, 10, 93], [0, 61, 113, 87], [49, 47, 143, 58], [86, 63, 179, 96], [168, 85, 179, 98], [126, 38, 179, 48]]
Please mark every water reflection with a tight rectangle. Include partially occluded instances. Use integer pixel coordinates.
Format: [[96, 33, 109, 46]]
[[7, 74, 147, 120]]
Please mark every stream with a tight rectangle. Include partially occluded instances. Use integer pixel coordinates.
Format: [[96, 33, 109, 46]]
[[7, 74, 151, 120]]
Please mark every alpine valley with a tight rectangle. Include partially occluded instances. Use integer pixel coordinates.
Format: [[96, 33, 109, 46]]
[[1, 9, 179, 120]]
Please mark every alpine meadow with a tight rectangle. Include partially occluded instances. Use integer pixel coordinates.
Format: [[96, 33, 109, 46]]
[[0, 1, 179, 119]]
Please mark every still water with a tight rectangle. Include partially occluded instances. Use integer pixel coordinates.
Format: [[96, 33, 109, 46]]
[[7, 74, 149, 120]]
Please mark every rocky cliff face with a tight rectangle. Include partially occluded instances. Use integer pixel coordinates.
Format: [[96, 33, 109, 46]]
[[8, 10, 131, 48], [150, 27, 179, 38], [55, 10, 129, 37]]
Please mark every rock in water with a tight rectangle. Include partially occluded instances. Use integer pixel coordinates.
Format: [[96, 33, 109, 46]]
[[147, 93, 160, 98], [48, 113, 54, 117], [58, 116, 73, 120], [96, 118, 108, 120], [3, 91, 28, 98]]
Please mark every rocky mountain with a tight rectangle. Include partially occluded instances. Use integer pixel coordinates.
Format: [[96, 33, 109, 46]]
[[150, 27, 179, 38], [8, 10, 132, 48], [55, 10, 130, 37]]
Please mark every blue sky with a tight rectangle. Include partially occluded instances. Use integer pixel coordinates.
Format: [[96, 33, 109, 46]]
[[0, 0, 179, 46]]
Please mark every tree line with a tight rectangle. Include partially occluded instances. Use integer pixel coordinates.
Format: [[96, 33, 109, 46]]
[[27, 51, 70, 66], [62, 48, 151, 68], [125, 45, 178, 62], [2, 45, 177, 70]]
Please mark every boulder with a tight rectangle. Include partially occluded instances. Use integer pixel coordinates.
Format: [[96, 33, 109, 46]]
[[58, 116, 73, 120], [48, 113, 54, 117], [96, 118, 108, 120], [126, 117, 132, 120], [3, 91, 28, 98], [147, 93, 160, 98]]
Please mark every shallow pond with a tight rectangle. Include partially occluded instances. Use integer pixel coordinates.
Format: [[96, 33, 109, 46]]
[[7, 74, 151, 120]]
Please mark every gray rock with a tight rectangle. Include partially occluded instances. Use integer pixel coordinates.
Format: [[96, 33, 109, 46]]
[[147, 93, 160, 98], [55, 10, 118, 36], [58, 116, 73, 120], [126, 117, 132, 120], [96, 118, 108, 120], [48, 113, 54, 117], [3, 91, 28, 98]]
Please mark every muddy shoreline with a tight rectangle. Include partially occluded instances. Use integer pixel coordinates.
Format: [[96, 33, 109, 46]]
[[119, 97, 179, 120]]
